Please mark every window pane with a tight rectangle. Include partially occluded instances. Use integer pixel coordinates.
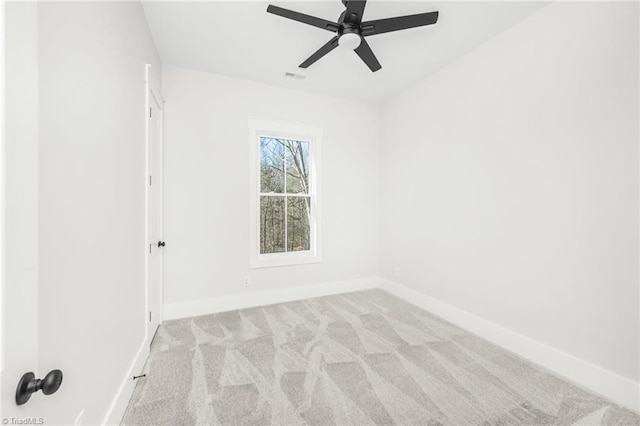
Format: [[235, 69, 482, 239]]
[[260, 196, 286, 254], [287, 197, 311, 252], [285, 140, 310, 194], [260, 137, 285, 193]]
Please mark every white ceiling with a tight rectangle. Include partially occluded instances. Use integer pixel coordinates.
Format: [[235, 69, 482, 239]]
[[142, 1, 547, 104]]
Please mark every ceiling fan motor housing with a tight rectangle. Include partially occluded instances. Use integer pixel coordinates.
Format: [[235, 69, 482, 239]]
[[339, 24, 360, 37]]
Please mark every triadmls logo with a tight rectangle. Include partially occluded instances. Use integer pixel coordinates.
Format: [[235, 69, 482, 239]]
[[2, 418, 45, 425]]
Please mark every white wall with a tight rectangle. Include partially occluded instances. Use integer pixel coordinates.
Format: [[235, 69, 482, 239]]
[[34, 2, 160, 424], [381, 0, 639, 389], [162, 65, 380, 307]]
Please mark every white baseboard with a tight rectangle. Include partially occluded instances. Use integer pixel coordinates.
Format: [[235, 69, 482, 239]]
[[102, 340, 150, 425], [379, 278, 640, 413], [110, 276, 639, 422], [163, 276, 379, 321]]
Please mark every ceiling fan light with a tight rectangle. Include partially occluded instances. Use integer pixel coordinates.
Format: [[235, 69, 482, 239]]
[[338, 32, 362, 50]]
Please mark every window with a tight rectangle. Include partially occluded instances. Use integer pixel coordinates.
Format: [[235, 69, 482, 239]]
[[249, 119, 322, 268]]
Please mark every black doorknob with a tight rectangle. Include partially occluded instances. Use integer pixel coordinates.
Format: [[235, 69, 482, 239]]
[[158, 241, 166, 247], [16, 369, 63, 405]]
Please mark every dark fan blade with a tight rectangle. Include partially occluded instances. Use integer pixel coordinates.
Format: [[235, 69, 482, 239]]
[[267, 5, 340, 32], [354, 38, 381, 72], [361, 11, 439, 36], [299, 36, 339, 68], [343, 0, 367, 24]]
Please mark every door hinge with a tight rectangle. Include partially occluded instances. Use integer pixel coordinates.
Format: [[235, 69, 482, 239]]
[[149, 175, 152, 186], [149, 311, 152, 322], [149, 243, 152, 254], [149, 107, 152, 118]]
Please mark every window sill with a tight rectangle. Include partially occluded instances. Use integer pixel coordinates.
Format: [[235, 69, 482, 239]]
[[249, 251, 322, 269]]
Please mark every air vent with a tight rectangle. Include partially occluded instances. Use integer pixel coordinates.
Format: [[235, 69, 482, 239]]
[[284, 72, 306, 80]]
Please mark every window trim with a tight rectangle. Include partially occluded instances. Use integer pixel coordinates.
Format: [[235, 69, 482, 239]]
[[248, 118, 322, 268]]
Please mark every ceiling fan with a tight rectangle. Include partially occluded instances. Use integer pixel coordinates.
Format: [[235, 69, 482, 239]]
[[266, 0, 439, 72]]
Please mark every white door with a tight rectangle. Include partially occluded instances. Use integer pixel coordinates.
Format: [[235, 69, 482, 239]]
[[146, 66, 164, 344], [1, 1, 41, 419]]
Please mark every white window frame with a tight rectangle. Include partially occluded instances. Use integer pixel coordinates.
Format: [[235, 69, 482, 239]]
[[249, 118, 322, 268]]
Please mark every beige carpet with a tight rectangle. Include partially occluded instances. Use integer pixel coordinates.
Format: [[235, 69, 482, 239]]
[[122, 289, 639, 425]]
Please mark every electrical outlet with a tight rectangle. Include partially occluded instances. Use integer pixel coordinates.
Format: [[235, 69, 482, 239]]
[[393, 267, 400, 277], [75, 409, 85, 425], [243, 276, 250, 286]]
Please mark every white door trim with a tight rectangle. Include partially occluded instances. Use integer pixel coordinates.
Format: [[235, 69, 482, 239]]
[[144, 64, 164, 346]]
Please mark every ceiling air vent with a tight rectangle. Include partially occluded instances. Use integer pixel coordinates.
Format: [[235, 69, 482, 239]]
[[284, 72, 306, 80]]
